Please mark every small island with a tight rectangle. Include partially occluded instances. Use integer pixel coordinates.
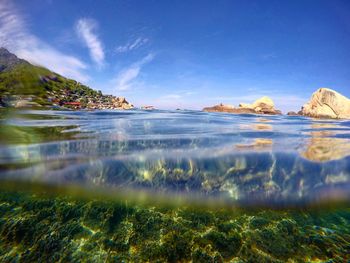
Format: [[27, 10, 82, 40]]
[[203, 96, 282, 115]]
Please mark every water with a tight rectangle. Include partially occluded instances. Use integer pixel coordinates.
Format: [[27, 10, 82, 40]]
[[0, 109, 350, 261], [1, 109, 350, 206]]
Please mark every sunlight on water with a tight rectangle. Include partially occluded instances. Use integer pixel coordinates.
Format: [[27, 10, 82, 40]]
[[1, 109, 350, 206], [1, 110, 350, 262]]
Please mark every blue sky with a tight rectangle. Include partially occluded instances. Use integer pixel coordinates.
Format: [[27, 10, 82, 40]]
[[1, 0, 350, 111]]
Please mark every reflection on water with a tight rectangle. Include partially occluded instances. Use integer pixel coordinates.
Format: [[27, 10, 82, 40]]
[[235, 138, 273, 149], [300, 124, 350, 162], [1, 110, 350, 261], [0, 110, 350, 206], [302, 137, 350, 162]]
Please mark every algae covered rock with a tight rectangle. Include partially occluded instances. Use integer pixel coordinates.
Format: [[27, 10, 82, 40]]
[[300, 88, 350, 119]]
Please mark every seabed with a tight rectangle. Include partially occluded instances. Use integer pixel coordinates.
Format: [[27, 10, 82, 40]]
[[0, 190, 349, 262]]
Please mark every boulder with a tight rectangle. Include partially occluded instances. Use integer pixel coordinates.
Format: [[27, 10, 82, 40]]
[[300, 88, 350, 119], [203, 97, 281, 115], [287, 111, 299, 116], [121, 103, 133, 110], [112, 96, 134, 109], [238, 103, 251, 109]]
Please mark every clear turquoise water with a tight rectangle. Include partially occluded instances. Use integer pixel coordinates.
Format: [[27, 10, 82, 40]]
[[1, 109, 350, 207], [1, 110, 350, 262]]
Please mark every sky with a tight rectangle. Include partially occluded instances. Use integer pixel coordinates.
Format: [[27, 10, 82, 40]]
[[1, 0, 350, 111]]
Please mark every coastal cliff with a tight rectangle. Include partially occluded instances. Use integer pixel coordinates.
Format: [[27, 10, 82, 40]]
[[0, 48, 133, 110]]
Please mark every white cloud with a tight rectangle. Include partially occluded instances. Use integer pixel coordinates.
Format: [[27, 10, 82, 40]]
[[115, 37, 149, 53], [114, 53, 154, 91], [162, 94, 182, 100], [160, 91, 197, 100], [76, 18, 105, 68], [0, 0, 89, 82]]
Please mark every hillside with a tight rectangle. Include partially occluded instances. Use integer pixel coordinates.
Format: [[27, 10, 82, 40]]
[[0, 48, 133, 109]]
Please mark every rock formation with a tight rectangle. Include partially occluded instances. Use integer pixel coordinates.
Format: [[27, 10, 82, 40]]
[[202, 103, 241, 113], [113, 97, 133, 109], [300, 88, 350, 119], [203, 97, 281, 115]]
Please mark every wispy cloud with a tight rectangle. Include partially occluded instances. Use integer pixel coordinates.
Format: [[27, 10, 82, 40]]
[[113, 53, 154, 91], [160, 91, 197, 100], [76, 18, 105, 68], [161, 94, 182, 100], [0, 0, 89, 82], [115, 37, 149, 53]]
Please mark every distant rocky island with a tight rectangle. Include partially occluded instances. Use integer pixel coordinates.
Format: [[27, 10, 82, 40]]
[[0, 48, 133, 110], [203, 88, 350, 119], [203, 96, 282, 115]]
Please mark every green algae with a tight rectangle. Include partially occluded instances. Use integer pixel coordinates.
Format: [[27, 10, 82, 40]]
[[0, 191, 349, 262], [0, 125, 84, 145]]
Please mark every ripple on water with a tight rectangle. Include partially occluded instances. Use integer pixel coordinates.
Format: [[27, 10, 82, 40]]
[[0, 110, 350, 207]]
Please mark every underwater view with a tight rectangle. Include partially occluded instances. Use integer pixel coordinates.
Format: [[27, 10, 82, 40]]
[[1, 0, 350, 262], [0, 109, 350, 262]]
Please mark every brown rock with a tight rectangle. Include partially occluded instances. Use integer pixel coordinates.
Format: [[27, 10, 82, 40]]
[[287, 111, 298, 116], [300, 88, 350, 119], [203, 97, 281, 115], [112, 96, 134, 109], [203, 104, 257, 114]]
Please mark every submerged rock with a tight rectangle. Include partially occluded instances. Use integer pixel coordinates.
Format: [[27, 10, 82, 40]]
[[203, 97, 282, 115], [300, 88, 350, 119]]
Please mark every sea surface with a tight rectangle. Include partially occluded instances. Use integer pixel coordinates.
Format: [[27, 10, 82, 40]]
[[0, 109, 350, 262]]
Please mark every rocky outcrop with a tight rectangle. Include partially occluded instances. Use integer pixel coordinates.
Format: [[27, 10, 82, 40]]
[[113, 97, 133, 109], [287, 111, 299, 116], [300, 88, 350, 119], [203, 97, 281, 115], [202, 103, 242, 113], [0, 48, 134, 110], [0, 47, 29, 72], [239, 96, 281, 115]]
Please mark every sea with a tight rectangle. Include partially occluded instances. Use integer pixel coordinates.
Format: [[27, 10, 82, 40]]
[[0, 109, 349, 262]]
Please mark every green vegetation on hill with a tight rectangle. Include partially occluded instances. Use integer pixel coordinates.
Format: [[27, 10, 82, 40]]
[[0, 48, 131, 109]]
